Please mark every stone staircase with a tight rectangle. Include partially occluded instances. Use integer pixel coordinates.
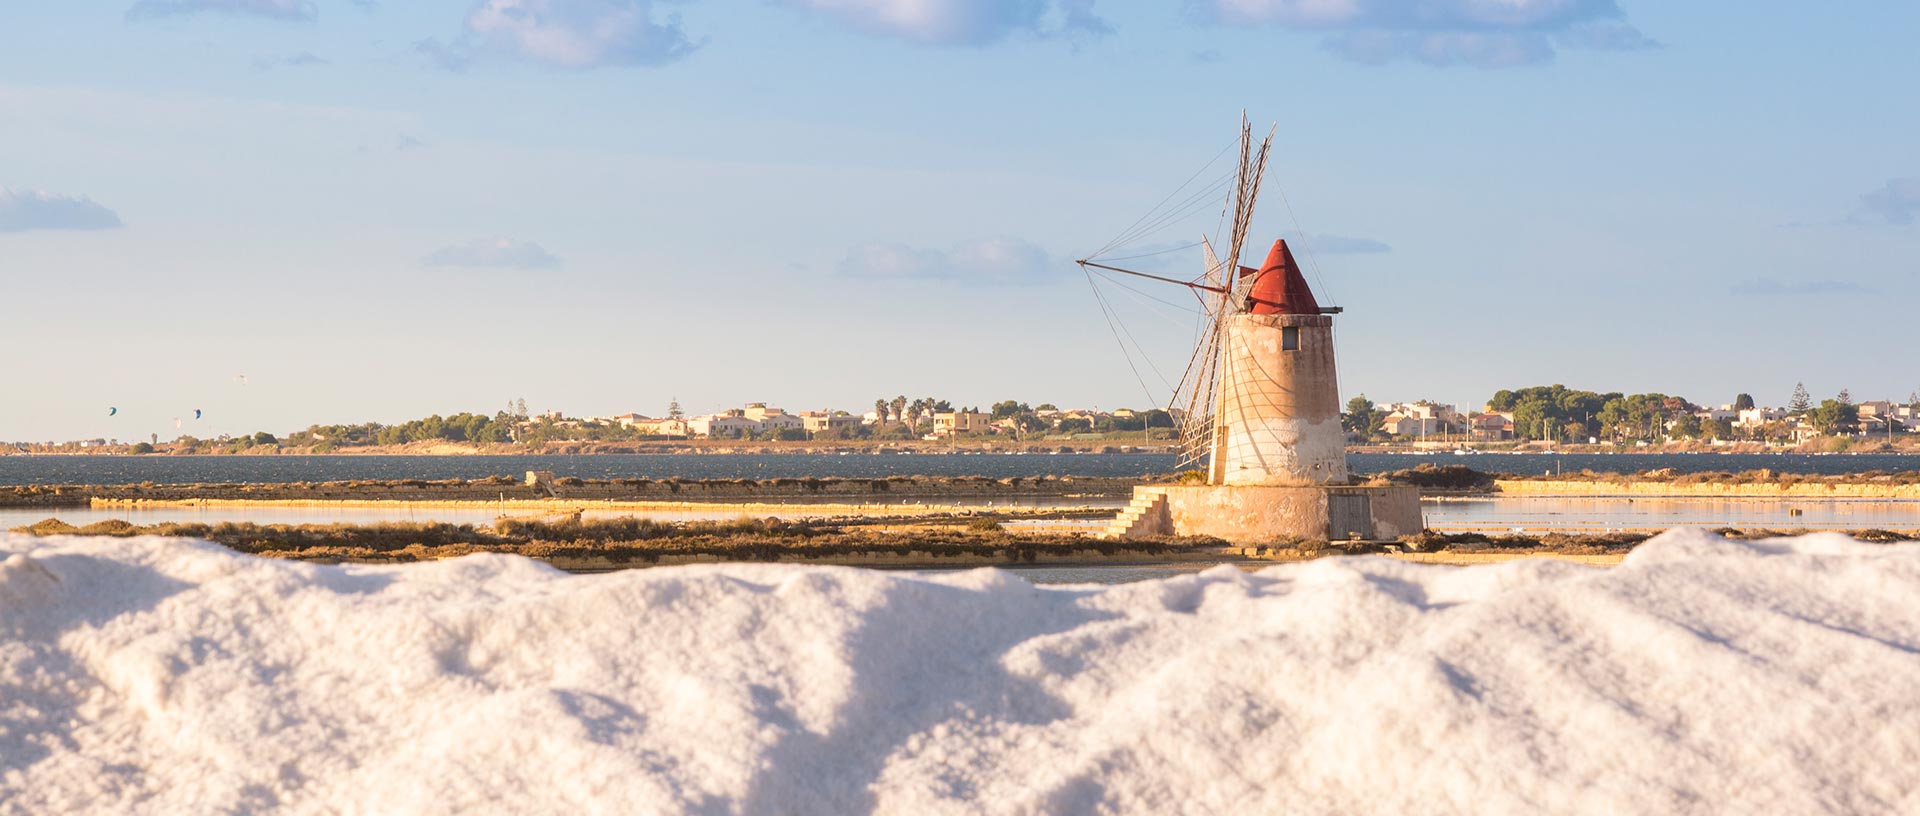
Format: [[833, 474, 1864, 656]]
[[1102, 491, 1170, 540]]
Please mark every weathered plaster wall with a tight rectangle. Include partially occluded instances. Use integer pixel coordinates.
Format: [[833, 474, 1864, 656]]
[[1132, 484, 1422, 543], [1215, 314, 1348, 486], [1361, 486, 1425, 539]]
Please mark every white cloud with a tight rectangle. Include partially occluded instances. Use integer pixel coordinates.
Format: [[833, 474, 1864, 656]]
[[252, 51, 330, 70], [447, 0, 701, 69], [0, 187, 124, 233], [1286, 232, 1391, 254], [423, 238, 561, 269], [1324, 30, 1555, 68], [127, 0, 317, 20], [777, 0, 1111, 46], [1860, 178, 1920, 226], [838, 237, 1062, 285], [1200, 0, 1655, 67]]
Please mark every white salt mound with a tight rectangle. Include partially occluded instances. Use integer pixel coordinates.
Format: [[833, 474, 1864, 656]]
[[3, 531, 1918, 815]]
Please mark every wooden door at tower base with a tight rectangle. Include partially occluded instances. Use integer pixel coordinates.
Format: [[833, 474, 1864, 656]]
[[1328, 494, 1373, 540]]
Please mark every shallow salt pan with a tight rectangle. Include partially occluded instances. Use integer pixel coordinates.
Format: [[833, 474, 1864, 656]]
[[3, 530, 1918, 815]]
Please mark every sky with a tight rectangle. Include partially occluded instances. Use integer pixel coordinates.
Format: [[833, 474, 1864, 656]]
[[2, 1, 1917, 443]]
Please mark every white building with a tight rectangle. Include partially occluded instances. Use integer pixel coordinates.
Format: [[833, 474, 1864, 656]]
[[1377, 402, 1465, 437], [1735, 407, 1788, 430], [688, 414, 760, 438], [1695, 406, 1739, 422], [800, 412, 861, 434]]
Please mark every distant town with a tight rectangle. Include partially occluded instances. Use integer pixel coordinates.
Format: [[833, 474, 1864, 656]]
[[15, 383, 1920, 455], [1347, 384, 1920, 447]]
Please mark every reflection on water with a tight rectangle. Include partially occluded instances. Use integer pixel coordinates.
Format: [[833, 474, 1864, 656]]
[[0, 505, 516, 531], [0, 497, 1127, 533], [1426, 496, 1920, 532]]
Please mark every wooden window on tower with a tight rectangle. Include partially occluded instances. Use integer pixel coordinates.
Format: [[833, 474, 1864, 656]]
[[1282, 326, 1300, 351]]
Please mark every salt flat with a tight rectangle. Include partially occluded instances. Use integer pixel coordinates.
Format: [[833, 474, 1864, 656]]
[[3, 530, 1917, 814]]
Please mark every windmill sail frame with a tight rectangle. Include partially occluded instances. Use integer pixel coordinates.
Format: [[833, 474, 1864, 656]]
[[1169, 116, 1275, 474]]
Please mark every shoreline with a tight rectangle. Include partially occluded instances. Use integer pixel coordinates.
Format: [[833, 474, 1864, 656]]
[[2, 474, 1145, 508], [11, 439, 1920, 457]]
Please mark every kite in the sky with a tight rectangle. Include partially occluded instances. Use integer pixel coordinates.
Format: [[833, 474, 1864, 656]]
[[234, 374, 249, 386], [108, 407, 117, 417], [195, 409, 203, 420], [174, 418, 182, 430]]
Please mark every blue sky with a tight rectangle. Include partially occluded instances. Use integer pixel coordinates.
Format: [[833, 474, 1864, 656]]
[[2, 1, 1916, 442]]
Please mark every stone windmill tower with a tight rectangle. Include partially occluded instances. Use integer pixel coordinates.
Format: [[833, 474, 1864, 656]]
[[1082, 117, 1421, 544], [1210, 237, 1349, 487]]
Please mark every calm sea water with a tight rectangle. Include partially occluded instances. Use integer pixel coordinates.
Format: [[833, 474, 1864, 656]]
[[3, 451, 1920, 486], [1425, 496, 1920, 533]]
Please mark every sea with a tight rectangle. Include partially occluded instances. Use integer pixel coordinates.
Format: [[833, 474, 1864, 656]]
[[4, 450, 1920, 486]]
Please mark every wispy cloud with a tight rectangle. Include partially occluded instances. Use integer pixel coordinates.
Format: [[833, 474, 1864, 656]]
[[421, 0, 701, 70], [777, 0, 1112, 46], [1198, 0, 1656, 68], [424, 238, 561, 270], [1730, 278, 1865, 296], [838, 237, 1064, 285], [0, 187, 124, 233], [127, 0, 317, 21], [252, 51, 330, 70], [1786, 177, 1920, 228], [1284, 232, 1391, 255], [1859, 177, 1920, 226]]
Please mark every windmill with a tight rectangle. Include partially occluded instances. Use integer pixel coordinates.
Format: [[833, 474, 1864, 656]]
[[1076, 118, 1421, 543], [1078, 115, 1341, 485]]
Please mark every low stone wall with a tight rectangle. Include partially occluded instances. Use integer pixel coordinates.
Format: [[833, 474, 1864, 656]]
[[1130, 484, 1422, 543], [1494, 480, 1920, 499]]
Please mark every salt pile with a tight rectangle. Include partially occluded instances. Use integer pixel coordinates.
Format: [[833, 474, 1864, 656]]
[[3, 530, 1918, 814]]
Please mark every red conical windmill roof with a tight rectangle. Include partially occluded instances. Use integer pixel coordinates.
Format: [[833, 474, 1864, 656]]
[[1244, 238, 1320, 315]]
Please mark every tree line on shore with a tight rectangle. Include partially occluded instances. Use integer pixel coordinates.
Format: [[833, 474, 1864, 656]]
[[1344, 383, 1917, 444], [48, 383, 1914, 453], [85, 396, 1178, 454]]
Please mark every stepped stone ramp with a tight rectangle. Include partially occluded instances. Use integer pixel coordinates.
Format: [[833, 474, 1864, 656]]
[[1103, 492, 1170, 539]]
